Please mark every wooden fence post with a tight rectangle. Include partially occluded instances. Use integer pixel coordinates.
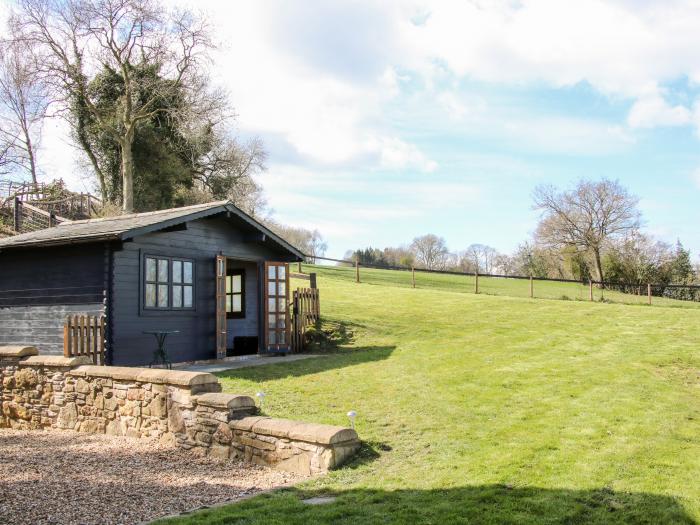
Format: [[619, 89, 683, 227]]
[[475, 271, 479, 294], [355, 260, 360, 283], [589, 280, 594, 301], [310, 272, 317, 289], [529, 276, 533, 298], [412, 267, 416, 288], [63, 317, 71, 357], [647, 283, 652, 305], [298, 261, 302, 273], [13, 197, 20, 232]]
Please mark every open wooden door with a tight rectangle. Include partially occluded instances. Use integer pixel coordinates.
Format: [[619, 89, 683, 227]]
[[215, 255, 227, 359], [264, 262, 291, 354]]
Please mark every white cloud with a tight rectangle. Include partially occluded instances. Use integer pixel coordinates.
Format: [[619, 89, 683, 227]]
[[691, 167, 700, 189], [367, 136, 437, 172], [628, 92, 691, 128], [400, 1, 700, 96], [393, 1, 700, 132]]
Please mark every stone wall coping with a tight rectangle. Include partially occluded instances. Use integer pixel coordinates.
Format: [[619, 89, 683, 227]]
[[232, 416, 359, 445], [68, 365, 219, 386], [0, 346, 38, 358], [194, 393, 255, 409], [20, 355, 92, 367]]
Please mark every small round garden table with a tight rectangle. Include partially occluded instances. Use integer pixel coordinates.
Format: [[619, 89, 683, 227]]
[[143, 330, 180, 370]]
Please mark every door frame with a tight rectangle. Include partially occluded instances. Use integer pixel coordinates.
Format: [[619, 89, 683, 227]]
[[215, 254, 227, 359], [262, 261, 291, 354]]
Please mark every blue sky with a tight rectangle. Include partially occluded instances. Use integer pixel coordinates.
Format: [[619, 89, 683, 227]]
[[25, 1, 700, 259]]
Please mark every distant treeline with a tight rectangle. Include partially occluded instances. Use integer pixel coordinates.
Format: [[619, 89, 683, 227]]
[[343, 179, 698, 299]]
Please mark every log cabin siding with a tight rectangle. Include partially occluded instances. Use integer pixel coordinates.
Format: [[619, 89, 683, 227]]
[[110, 216, 293, 366], [0, 245, 105, 354]]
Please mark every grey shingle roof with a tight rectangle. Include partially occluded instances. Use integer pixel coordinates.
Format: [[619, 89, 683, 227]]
[[0, 200, 304, 259]]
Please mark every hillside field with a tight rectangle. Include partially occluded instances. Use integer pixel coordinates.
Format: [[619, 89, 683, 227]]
[[161, 265, 700, 524]]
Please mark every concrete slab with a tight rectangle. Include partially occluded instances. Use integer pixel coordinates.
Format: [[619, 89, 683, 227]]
[[302, 496, 337, 505], [172, 354, 323, 373]]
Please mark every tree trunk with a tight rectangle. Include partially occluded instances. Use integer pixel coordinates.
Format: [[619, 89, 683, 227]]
[[120, 131, 135, 213], [73, 92, 108, 202], [592, 247, 604, 288], [24, 130, 37, 185]]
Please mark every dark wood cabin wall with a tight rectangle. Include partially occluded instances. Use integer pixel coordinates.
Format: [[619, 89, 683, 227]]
[[0, 245, 105, 354], [110, 216, 294, 366]]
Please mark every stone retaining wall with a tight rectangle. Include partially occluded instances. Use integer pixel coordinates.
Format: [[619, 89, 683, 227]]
[[0, 346, 359, 475]]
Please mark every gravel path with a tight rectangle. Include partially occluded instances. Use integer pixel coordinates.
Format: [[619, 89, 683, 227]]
[[0, 429, 304, 525]]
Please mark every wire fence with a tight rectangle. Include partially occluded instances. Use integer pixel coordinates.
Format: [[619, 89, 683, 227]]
[[295, 256, 700, 308]]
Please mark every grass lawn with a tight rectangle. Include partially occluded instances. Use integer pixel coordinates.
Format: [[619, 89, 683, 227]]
[[304, 263, 700, 308], [160, 268, 700, 524]]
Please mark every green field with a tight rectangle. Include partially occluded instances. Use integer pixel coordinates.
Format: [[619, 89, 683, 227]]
[[304, 263, 700, 308], [162, 267, 700, 524]]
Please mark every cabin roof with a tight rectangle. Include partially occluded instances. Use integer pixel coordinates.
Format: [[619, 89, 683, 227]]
[[0, 200, 304, 259]]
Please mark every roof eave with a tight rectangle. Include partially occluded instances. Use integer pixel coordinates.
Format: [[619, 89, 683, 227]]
[[0, 233, 120, 251], [223, 203, 304, 260], [119, 204, 230, 242]]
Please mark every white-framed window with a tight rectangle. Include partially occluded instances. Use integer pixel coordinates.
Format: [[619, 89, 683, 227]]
[[144, 255, 194, 310]]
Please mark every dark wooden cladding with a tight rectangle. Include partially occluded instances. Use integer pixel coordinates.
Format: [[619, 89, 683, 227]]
[[0, 244, 105, 307], [1, 209, 301, 365], [110, 216, 297, 365], [63, 314, 106, 365]]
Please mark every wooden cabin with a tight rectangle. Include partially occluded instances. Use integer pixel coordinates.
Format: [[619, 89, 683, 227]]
[[0, 201, 303, 365]]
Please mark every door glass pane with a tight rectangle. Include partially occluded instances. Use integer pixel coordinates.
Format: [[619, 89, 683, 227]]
[[278, 282, 286, 296], [145, 283, 156, 307], [172, 261, 182, 283], [268, 314, 276, 327], [269, 331, 277, 344], [278, 298, 286, 312], [146, 258, 156, 282], [278, 265, 286, 279], [232, 295, 242, 312], [268, 298, 277, 312], [268, 265, 276, 280], [183, 285, 193, 308], [173, 285, 183, 308], [226, 295, 232, 312], [277, 317, 286, 329], [279, 331, 286, 344], [232, 275, 242, 293], [226, 276, 231, 294], [158, 284, 168, 307], [268, 281, 277, 296]]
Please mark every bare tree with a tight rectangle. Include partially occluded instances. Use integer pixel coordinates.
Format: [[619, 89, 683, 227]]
[[267, 221, 327, 261], [411, 234, 450, 270], [533, 179, 640, 284], [461, 243, 498, 274], [0, 38, 48, 183], [187, 133, 268, 212], [13, 0, 214, 211]]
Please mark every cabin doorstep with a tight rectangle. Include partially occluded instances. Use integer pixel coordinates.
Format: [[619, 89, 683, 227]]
[[0, 201, 303, 365]]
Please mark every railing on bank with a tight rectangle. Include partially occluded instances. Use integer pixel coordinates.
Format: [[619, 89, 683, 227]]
[[63, 314, 106, 365], [12, 199, 69, 234], [1, 179, 102, 234], [302, 255, 700, 306]]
